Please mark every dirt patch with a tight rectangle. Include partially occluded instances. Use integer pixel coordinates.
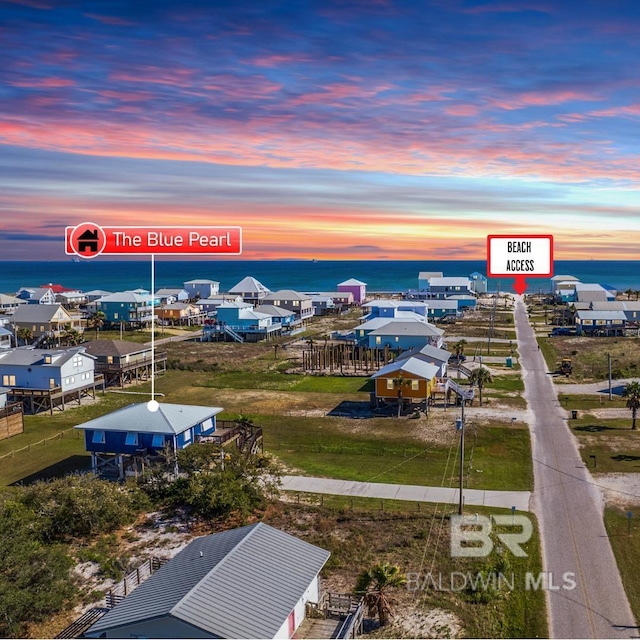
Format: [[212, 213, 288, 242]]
[[595, 473, 640, 507]]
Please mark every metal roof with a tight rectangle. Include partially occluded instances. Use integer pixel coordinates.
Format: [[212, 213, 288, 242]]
[[86, 523, 330, 639], [0, 346, 93, 367], [337, 278, 366, 286], [258, 305, 295, 318], [576, 310, 627, 320], [74, 402, 223, 435], [368, 321, 444, 336], [228, 276, 270, 295], [396, 344, 451, 364], [372, 356, 439, 381], [418, 271, 443, 279], [96, 292, 152, 303], [263, 290, 311, 301], [184, 279, 220, 285], [590, 301, 626, 311], [428, 277, 472, 287]]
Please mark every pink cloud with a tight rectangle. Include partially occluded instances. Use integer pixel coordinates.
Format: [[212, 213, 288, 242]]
[[444, 104, 479, 117], [9, 77, 75, 88], [492, 90, 601, 110], [84, 13, 136, 26]]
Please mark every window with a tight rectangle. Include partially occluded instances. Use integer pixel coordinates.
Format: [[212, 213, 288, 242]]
[[114, 313, 119, 319], [152, 434, 164, 448], [411, 380, 419, 391], [44, 355, 52, 364], [49, 378, 56, 388], [2, 375, 15, 386], [386, 379, 394, 389], [107, 356, 114, 364], [395, 336, 399, 342], [375, 336, 381, 345], [293, 300, 300, 306], [125, 433, 139, 446], [72, 356, 82, 368], [92, 430, 105, 444], [183, 430, 191, 444]]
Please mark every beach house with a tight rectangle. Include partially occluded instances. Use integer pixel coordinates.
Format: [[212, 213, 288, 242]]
[[574, 283, 615, 304], [367, 321, 444, 350], [75, 402, 223, 479], [0, 294, 26, 313], [418, 272, 444, 290], [337, 278, 366, 304], [261, 290, 313, 323], [94, 292, 154, 326], [574, 310, 627, 336], [10, 304, 83, 343], [395, 344, 452, 377], [155, 288, 190, 304], [469, 272, 488, 294], [83, 523, 330, 639], [83, 340, 167, 388], [229, 276, 271, 304], [183, 279, 220, 300], [207, 302, 281, 342], [16, 287, 56, 305], [371, 357, 439, 413], [0, 346, 101, 414], [156, 303, 202, 325]]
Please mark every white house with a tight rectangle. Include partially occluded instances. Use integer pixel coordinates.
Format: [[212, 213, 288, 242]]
[[184, 279, 220, 299]]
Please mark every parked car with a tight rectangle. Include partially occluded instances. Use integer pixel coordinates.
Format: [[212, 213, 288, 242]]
[[550, 327, 573, 336]]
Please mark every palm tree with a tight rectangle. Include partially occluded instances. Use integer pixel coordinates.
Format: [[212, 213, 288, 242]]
[[625, 289, 634, 301], [392, 374, 412, 417], [61, 328, 82, 346], [469, 366, 493, 406], [355, 563, 406, 627], [16, 327, 33, 346], [623, 382, 640, 430], [87, 311, 106, 340], [452, 339, 468, 361]]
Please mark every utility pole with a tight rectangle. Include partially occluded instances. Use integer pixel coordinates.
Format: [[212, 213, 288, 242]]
[[457, 398, 465, 515], [608, 353, 612, 401]]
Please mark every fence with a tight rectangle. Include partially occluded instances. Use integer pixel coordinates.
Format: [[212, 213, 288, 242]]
[[0, 426, 80, 461], [105, 557, 167, 608]]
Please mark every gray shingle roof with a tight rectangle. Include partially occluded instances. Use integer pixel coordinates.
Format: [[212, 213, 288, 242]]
[[86, 523, 330, 639], [263, 290, 311, 301], [396, 344, 451, 364], [74, 402, 223, 435], [11, 304, 71, 324], [83, 340, 151, 358]]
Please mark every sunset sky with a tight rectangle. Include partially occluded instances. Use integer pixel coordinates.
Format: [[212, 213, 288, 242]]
[[1, 0, 639, 260]]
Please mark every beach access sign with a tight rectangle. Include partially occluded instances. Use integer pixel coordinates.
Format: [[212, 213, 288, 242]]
[[65, 222, 242, 258], [487, 235, 553, 294]]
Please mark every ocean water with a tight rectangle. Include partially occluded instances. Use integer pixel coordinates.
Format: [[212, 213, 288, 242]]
[[1, 260, 639, 295]]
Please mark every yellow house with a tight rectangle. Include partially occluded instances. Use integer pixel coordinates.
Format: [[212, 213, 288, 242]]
[[371, 357, 439, 413]]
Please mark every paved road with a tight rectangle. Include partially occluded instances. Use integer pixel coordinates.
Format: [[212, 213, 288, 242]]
[[515, 295, 637, 638], [280, 476, 531, 511]]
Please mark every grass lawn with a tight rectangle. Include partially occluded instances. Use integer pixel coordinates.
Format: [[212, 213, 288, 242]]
[[557, 393, 627, 410], [604, 506, 640, 624], [491, 375, 524, 392], [262, 415, 533, 491], [538, 335, 640, 382], [194, 371, 372, 393], [571, 415, 640, 472]]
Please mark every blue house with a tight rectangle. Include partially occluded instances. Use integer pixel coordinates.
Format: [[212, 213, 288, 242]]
[[94, 292, 154, 325], [469, 272, 488, 294], [75, 402, 224, 479], [426, 300, 460, 320], [447, 295, 477, 310], [205, 302, 281, 342], [367, 321, 444, 350], [363, 300, 428, 319]]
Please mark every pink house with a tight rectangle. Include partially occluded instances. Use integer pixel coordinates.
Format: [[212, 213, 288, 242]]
[[337, 278, 367, 304]]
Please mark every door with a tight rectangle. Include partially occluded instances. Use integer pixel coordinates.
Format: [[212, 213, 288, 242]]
[[287, 610, 296, 638]]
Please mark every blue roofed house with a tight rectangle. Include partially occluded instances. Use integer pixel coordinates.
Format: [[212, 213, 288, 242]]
[[75, 402, 224, 479], [83, 522, 330, 639], [205, 302, 281, 342]]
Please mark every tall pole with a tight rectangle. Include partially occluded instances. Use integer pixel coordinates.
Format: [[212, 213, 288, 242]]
[[459, 398, 465, 515], [608, 353, 612, 401]]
